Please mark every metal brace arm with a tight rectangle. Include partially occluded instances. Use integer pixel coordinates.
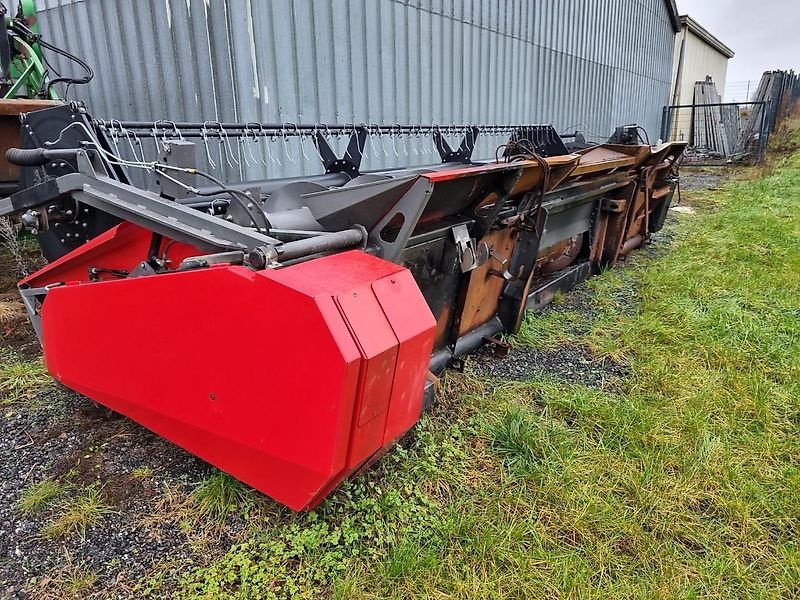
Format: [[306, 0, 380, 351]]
[[53, 172, 282, 253]]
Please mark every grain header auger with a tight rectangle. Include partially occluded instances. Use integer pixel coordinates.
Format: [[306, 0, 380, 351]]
[[0, 101, 686, 510]]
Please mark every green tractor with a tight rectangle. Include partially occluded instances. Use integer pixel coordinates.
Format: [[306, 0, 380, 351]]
[[0, 0, 92, 193], [1, 0, 59, 100]]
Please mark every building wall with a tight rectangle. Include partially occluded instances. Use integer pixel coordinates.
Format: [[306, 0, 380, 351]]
[[37, 0, 678, 179], [671, 27, 730, 106]]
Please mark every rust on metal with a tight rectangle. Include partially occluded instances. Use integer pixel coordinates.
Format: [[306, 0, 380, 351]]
[[483, 335, 511, 357], [457, 227, 519, 336]]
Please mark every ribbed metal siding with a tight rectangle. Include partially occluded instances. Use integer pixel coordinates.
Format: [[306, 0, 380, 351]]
[[37, 0, 676, 179]]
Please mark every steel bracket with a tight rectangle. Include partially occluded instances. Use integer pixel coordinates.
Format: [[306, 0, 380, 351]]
[[601, 198, 628, 213], [433, 126, 480, 163], [488, 248, 520, 281], [452, 224, 488, 273], [314, 126, 367, 177]]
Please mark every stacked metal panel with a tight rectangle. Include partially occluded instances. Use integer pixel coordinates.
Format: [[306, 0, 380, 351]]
[[690, 77, 740, 158]]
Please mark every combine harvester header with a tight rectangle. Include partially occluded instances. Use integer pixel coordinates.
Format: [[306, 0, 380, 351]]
[[0, 7, 686, 509]]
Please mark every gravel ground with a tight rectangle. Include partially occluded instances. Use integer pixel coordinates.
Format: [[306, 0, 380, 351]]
[[470, 276, 635, 390], [471, 211, 681, 389], [0, 246, 225, 598], [0, 184, 702, 597], [677, 167, 730, 192], [0, 389, 213, 597], [473, 342, 630, 389]]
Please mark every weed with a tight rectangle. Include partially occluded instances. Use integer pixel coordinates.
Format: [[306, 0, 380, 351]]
[[0, 299, 22, 324], [0, 358, 50, 398], [191, 471, 256, 523], [18, 478, 64, 515], [132, 466, 154, 480], [33, 563, 98, 600], [42, 485, 114, 539]]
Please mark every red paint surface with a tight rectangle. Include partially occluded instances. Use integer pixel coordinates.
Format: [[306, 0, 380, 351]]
[[36, 245, 435, 511]]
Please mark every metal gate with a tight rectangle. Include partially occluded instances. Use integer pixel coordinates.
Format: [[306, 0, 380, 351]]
[[660, 101, 771, 165]]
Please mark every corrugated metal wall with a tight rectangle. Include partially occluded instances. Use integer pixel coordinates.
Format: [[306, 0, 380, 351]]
[[37, 0, 676, 179]]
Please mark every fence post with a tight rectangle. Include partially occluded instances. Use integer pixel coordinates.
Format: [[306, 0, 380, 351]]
[[759, 99, 771, 161]]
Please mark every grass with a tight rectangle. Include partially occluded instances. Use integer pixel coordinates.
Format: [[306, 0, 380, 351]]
[[152, 142, 800, 599], [42, 485, 114, 539], [132, 466, 154, 480], [0, 357, 50, 399], [34, 563, 99, 600], [18, 478, 65, 516], [191, 471, 257, 523], [769, 116, 800, 154], [0, 299, 22, 324], [60, 567, 98, 597]]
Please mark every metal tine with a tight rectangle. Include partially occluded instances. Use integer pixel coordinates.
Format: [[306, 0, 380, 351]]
[[106, 118, 123, 158], [200, 122, 218, 170], [425, 125, 433, 156], [367, 122, 380, 159], [218, 122, 239, 169], [239, 126, 253, 169], [233, 133, 248, 180], [267, 133, 281, 167], [396, 124, 408, 157], [280, 124, 295, 165], [431, 123, 439, 157], [128, 129, 150, 167], [152, 119, 184, 143], [292, 123, 311, 163], [202, 121, 235, 170], [121, 126, 140, 164], [389, 125, 399, 158], [312, 123, 327, 164], [250, 123, 272, 168], [229, 124, 248, 170], [412, 126, 420, 156], [244, 123, 261, 168]]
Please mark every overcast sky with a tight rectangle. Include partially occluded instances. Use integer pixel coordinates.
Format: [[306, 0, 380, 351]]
[[675, 0, 800, 84]]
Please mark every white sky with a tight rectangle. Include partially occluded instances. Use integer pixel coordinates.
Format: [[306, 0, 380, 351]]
[[675, 0, 800, 83]]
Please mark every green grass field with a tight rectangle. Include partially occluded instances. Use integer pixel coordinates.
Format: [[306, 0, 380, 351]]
[[162, 145, 800, 599]]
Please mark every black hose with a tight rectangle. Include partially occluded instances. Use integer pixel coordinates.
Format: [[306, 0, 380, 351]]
[[177, 169, 267, 234], [6, 147, 80, 166], [8, 21, 93, 98], [38, 37, 93, 97]]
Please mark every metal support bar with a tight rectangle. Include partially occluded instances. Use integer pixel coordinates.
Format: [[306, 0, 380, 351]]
[[277, 227, 366, 261], [54, 171, 282, 253]]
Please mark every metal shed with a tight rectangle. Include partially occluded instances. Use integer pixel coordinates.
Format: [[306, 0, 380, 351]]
[[36, 0, 680, 178], [670, 15, 735, 106]]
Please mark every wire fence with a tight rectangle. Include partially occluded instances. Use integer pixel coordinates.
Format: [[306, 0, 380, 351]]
[[724, 80, 762, 103]]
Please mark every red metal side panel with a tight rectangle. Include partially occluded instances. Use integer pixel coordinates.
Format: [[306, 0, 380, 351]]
[[336, 288, 399, 467], [38, 250, 435, 511], [372, 270, 436, 446], [21, 222, 200, 288]]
